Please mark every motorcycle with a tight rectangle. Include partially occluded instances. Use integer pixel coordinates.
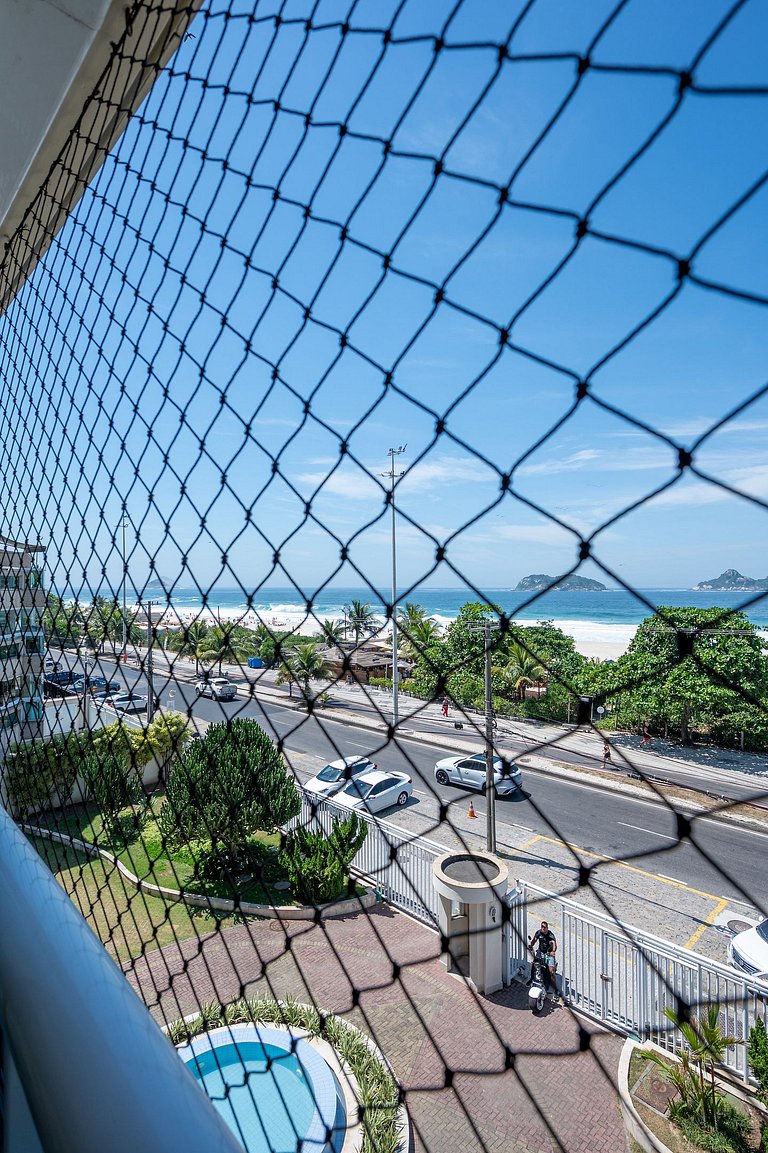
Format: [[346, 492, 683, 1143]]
[[527, 938, 551, 1013]]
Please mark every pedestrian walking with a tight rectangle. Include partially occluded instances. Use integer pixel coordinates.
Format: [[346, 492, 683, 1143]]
[[441, 695, 449, 718], [602, 740, 612, 768], [641, 725, 652, 746]]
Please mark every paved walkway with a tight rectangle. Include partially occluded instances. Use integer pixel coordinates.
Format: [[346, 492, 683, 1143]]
[[126, 906, 628, 1153]]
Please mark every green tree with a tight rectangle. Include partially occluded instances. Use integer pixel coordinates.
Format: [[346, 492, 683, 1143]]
[[169, 620, 209, 674], [197, 623, 257, 674], [348, 599, 378, 644], [601, 608, 768, 744], [317, 618, 344, 647], [274, 641, 333, 702], [281, 813, 368, 904], [494, 641, 547, 701], [6, 732, 84, 817], [81, 750, 144, 842], [747, 1017, 768, 1109], [158, 719, 300, 865], [397, 603, 442, 661], [42, 593, 80, 648]]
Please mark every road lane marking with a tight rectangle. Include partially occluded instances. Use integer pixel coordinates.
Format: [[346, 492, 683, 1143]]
[[618, 822, 678, 841], [685, 897, 729, 951], [534, 835, 723, 899]]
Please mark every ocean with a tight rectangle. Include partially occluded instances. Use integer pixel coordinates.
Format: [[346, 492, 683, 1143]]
[[108, 584, 768, 628]]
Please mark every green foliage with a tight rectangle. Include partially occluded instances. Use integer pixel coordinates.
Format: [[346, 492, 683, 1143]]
[[674, 1103, 752, 1153], [281, 813, 368, 904], [193, 839, 272, 885], [274, 640, 333, 700], [642, 1003, 738, 1136], [748, 1017, 768, 1108], [592, 608, 768, 743], [6, 732, 84, 816], [158, 719, 300, 862], [80, 751, 144, 842]]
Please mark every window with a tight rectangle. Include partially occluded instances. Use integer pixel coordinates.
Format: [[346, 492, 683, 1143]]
[[0, 571, 17, 591], [0, 642, 19, 660]]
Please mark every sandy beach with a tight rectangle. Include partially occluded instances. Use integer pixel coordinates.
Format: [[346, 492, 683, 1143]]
[[153, 605, 634, 662]]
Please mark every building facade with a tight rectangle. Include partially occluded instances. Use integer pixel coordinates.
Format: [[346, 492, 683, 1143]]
[[0, 534, 45, 756]]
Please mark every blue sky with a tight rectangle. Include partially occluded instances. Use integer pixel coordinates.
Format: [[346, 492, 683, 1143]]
[[1, 0, 767, 601]]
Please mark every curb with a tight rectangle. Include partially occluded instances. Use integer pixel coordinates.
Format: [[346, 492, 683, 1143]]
[[617, 1039, 673, 1153], [24, 824, 377, 921]]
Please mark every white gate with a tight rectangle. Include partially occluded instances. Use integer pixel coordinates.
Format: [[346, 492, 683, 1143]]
[[513, 881, 768, 1084]]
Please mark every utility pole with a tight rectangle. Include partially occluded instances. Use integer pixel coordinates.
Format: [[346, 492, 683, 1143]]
[[120, 517, 128, 659], [381, 445, 406, 729], [468, 617, 500, 854], [141, 600, 155, 722]]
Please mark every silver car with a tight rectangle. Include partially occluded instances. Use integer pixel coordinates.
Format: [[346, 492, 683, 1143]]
[[195, 677, 237, 701], [304, 755, 378, 799], [434, 752, 522, 794]]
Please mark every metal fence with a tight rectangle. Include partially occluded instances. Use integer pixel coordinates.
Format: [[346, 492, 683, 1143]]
[[291, 792, 444, 925], [510, 880, 768, 1085]]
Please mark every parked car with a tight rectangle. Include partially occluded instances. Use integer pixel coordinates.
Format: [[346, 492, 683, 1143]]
[[728, 919, 768, 982], [44, 657, 61, 673], [44, 669, 79, 686], [304, 755, 378, 799], [433, 752, 522, 795], [195, 677, 237, 701], [71, 677, 122, 696], [332, 770, 412, 814], [104, 691, 159, 713]]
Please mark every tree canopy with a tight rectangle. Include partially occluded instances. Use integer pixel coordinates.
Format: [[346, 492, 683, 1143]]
[[158, 718, 300, 861]]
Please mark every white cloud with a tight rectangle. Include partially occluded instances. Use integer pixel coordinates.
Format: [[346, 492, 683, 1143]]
[[651, 465, 768, 508], [519, 449, 602, 476]]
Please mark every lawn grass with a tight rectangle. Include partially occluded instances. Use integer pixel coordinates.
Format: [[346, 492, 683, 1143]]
[[33, 836, 211, 966]]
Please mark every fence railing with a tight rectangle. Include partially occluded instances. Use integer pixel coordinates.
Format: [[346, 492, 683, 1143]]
[[291, 793, 445, 926], [509, 881, 768, 1085]]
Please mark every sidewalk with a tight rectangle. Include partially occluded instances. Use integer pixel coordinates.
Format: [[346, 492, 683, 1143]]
[[126, 905, 629, 1153]]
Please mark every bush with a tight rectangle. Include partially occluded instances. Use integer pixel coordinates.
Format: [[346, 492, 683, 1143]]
[[748, 1017, 768, 1107], [193, 840, 272, 885], [281, 813, 368, 904], [674, 1102, 752, 1153], [158, 718, 300, 866], [80, 751, 144, 842], [6, 732, 84, 816]]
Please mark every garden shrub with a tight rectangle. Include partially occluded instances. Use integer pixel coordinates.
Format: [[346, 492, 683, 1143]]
[[281, 813, 368, 904]]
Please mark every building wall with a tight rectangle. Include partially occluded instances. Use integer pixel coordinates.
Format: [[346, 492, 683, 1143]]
[[0, 538, 46, 762]]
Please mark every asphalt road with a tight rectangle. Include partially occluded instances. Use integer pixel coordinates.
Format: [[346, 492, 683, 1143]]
[[60, 652, 768, 930]]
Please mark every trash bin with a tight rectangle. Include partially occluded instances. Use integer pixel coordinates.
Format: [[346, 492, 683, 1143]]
[[247, 657, 264, 669]]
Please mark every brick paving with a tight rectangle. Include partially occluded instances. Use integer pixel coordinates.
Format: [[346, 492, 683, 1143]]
[[125, 906, 629, 1153]]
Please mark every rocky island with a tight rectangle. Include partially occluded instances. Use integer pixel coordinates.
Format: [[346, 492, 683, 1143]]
[[515, 573, 607, 592], [693, 568, 768, 591]]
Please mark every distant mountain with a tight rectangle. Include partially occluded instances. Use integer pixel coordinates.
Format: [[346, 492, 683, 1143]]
[[693, 568, 768, 591], [515, 573, 607, 593]]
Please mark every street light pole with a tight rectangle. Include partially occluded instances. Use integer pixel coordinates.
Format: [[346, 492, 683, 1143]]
[[120, 517, 128, 659], [468, 617, 500, 854], [382, 445, 406, 728]]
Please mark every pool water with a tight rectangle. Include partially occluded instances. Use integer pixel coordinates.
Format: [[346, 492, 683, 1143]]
[[189, 1040, 316, 1152]]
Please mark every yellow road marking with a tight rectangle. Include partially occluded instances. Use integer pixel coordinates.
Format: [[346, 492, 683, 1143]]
[[531, 834, 725, 902], [497, 833, 544, 860], [685, 897, 728, 951]]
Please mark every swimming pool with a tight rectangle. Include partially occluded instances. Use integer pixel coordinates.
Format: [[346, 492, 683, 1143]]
[[177, 1024, 346, 1153]]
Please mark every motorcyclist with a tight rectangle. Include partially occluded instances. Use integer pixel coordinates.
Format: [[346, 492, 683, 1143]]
[[527, 920, 558, 996]]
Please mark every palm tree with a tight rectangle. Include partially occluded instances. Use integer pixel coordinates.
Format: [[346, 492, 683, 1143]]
[[274, 641, 333, 702], [348, 599, 378, 644], [317, 618, 344, 648], [197, 624, 256, 675], [396, 603, 442, 660], [169, 620, 209, 675], [495, 642, 547, 701]]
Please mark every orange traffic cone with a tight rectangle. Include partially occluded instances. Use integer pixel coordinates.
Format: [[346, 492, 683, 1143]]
[[467, 799, 477, 819]]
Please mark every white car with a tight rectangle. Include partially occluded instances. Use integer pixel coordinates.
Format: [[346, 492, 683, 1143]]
[[195, 677, 237, 701], [304, 756, 378, 799], [434, 752, 522, 795], [332, 770, 412, 815], [728, 918, 768, 982], [105, 691, 159, 714]]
